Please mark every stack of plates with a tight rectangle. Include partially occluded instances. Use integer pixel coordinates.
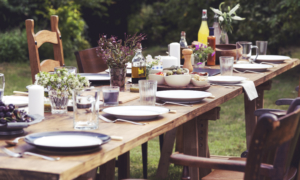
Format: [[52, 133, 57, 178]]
[[156, 90, 212, 104], [25, 131, 110, 154], [250, 55, 290, 64], [233, 64, 273, 72]]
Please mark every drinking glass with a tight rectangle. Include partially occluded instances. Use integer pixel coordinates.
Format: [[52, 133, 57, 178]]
[[73, 88, 100, 130], [54, 66, 77, 74], [256, 41, 268, 55], [219, 56, 234, 76], [139, 80, 157, 106], [0, 74, 5, 101], [102, 86, 119, 106], [237, 41, 258, 62]]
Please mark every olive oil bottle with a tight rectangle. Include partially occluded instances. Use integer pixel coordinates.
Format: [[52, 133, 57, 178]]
[[131, 43, 146, 84]]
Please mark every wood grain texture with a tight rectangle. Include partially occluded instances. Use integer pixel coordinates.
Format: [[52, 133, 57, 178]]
[[0, 59, 298, 179], [26, 15, 64, 83], [75, 47, 108, 73]]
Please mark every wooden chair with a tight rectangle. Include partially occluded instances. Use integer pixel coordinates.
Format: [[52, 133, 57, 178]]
[[26, 15, 64, 83], [74, 47, 108, 73], [170, 97, 300, 180]]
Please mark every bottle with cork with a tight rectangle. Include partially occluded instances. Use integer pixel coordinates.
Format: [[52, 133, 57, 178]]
[[179, 31, 188, 65], [131, 43, 146, 84], [198, 9, 209, 45], [207, 27, 216, 66]]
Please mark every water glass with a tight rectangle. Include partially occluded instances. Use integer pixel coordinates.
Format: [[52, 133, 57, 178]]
[[54, 66, 77, 74], [0, 74, 4, 101], [139, 80, 157, 106], [102, 86, 119, 106], [237, 41, 258, 62], [256, 41, 268, 55], [73, 88, 100, 130], [219, 56, 234, 76]]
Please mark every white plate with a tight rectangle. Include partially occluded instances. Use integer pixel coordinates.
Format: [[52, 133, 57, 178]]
[[78, 73, 110, 81], [102, 106, 169, 120], [105, 69, 132, 75], [233, 64, 273, 72], [208, 76, 247, 84], [250, 55, 290, 63], [2, 96, 29, 106], [156, 90, 212, 103]]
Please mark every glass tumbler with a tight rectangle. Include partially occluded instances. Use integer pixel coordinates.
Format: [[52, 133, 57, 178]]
[[102, 86, 120, 106], [219, 56, 234, 76], [139, 80, 157, 106], [0, 74, 4, 101], [73, 88, 100, 130], [237, 41, 258, 62], [256, 41, 268, 55]]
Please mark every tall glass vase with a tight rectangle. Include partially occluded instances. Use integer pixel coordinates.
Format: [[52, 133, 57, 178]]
[[219, 29, 229, 44], [109, 67, 126, 91]]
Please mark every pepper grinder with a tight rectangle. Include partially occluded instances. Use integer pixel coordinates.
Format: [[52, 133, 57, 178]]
[[182, 49, 193, 72]]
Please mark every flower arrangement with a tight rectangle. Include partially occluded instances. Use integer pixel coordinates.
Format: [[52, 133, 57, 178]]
[[193, 44, 215, 66], [35, 68, 90, 98], [145, 55, 162, 78], [210, 2, 245, 33], [96, 33, 146, 69]]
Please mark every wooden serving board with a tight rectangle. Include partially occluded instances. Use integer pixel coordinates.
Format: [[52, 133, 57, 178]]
[[157, 83, 211, 91], [100, 91, 140, 104]]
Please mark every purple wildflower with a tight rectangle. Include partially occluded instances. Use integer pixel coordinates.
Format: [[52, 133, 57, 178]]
[[200, 44, 203, 47], [211, 51, 215, 56], [195, 44, 200, 50], [204, 45, 207, 48], [197, 62, 203, 65]]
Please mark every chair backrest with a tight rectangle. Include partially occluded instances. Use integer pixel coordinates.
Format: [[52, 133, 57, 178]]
[[245, 98, 300, 180], [26, 15, 64, 83], [74, 47, 108, 73]]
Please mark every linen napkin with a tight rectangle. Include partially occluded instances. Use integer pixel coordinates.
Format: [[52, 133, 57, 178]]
[[230, 80, 258, 101]]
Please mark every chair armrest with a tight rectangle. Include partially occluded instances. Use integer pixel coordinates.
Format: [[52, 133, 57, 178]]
[[254, 109, 286, 117], [170, 153, 273, 176], [275, 98, 295, 106]]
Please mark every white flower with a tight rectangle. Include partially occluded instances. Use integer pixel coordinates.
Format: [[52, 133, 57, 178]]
[[228, 4, 240, 15], [57, 78, 62, 83], [210, 7, 223, 15], [50, 76, 55, 82], [219, 16, 224, 22], [231, 16, 245, 20]]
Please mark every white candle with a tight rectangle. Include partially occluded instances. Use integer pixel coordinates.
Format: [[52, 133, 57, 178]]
[[160, 56, 177, 69], [169, 42, 180, 66], [28, 85, 44, 116]]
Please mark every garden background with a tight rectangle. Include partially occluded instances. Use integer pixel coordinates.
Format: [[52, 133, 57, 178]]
[[1, 0, 300, 179]]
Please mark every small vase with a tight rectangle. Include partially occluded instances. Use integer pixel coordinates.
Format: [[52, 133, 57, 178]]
[[110, 67, 126, 91], [219, 29, 229, 44], [48, 89, 69, 114], [193, 54, 206, 69]]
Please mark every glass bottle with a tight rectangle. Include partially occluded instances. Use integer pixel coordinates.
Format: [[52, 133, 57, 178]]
[[213, 14, 221, 44], [131, 43, 146, 84], [179, 31, 188, 65], [198, 9, 209, 45], [207, 27, 216, 66]]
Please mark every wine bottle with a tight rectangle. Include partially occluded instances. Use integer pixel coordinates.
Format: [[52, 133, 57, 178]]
[[179, 31, 188, 65], [198, 9, 209, 45]]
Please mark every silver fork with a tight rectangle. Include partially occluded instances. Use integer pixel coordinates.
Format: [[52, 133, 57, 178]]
[[1, 147, 60, 161], [99, 115, 146, 126], [155, 101, 192, 107], [233, 69, 263, 74]]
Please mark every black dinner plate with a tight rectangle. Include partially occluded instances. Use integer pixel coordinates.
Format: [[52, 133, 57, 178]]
[[24, 131, 111, 151]]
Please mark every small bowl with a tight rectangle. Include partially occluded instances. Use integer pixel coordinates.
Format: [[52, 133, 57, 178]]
[[164, 74, 191, 87], [149, 74, 165, 85], [191, 77, 209, 87], [190, 72, 209, 79]]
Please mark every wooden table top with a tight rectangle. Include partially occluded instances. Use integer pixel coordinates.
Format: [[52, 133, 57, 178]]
[[0, 59, 299, 180]]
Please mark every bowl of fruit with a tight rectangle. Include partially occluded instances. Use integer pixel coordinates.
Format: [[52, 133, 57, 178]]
[[149, 72, 165, 85], [0, 100, 44, 136], [163, 67, 191, 87]]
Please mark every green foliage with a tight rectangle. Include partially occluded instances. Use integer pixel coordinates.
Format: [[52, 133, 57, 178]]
[[0, 29, 28, 62]]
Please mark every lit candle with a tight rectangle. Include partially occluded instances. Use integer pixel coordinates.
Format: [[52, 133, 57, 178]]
[[28, 85, 44, 116]]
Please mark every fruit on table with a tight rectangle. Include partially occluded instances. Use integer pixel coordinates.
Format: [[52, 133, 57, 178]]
[[0, 100, 32, 124], [164, 66, 188, 76], [155, 72, 164, 76]]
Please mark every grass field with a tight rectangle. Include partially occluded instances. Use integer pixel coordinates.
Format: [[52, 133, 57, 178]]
[[0, 47, 299, 179]]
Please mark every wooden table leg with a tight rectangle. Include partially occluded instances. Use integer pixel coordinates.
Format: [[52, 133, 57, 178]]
[[197, 119, 211, 178], [141, 142, 147, 179], [98, 159, 116, 180], [155, 128, 177, 179], [118, 152, 130, 180], [175, 125, 184, 153]]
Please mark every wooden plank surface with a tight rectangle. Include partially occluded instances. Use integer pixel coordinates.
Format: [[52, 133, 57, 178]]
[[0, 59, 298, 180]]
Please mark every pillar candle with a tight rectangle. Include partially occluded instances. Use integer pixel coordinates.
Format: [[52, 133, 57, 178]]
[[28, 85, 44, 116], [169, 42, 180, 66], [160, 56, 177, 69]]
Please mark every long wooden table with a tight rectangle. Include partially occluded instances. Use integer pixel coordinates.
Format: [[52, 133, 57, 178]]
[[0, 59, 299, 180]]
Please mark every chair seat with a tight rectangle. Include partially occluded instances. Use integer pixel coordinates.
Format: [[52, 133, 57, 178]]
[[202, 170, 244, 180]]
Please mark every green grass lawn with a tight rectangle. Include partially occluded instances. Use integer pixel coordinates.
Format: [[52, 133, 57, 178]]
[[0, 47, 299, 179]]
